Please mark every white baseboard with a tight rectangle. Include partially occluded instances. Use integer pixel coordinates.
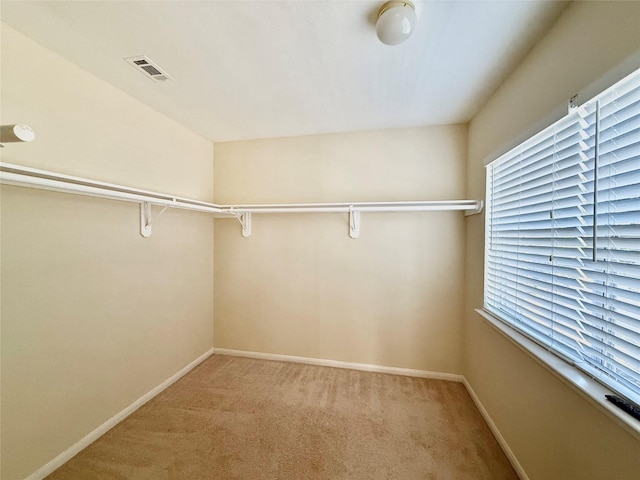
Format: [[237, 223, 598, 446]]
[[213, 348, 464, 382], [25, 348, 214, 480], [462, 378, 529, 480]]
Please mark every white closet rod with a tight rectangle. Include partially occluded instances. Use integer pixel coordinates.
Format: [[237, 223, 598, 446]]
[[0, 162, 224, 214], [228, 201, 479, 213], [0, 162, 483, 238]]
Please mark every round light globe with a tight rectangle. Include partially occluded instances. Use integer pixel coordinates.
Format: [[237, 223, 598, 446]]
[[376, 1, 417, 46]]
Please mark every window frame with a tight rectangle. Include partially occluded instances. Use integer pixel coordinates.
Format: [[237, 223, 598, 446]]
[[481, 65, 640, 436]]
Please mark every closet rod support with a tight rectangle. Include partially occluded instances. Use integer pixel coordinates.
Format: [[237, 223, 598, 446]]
[[349, 207, 360, 239], [464, 200, 484, 216], [141, 202, 153, 237], [232, 211, 252, 237], [140, 202, 170, 237]]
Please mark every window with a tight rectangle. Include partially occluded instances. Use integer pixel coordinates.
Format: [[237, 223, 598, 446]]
[[484, 67, 640, 407]]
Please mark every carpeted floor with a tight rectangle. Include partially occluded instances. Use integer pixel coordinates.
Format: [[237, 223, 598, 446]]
[[46, 354, 518, 479]]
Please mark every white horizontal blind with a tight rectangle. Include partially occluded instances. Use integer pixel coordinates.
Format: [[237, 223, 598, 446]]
[[485, 68, 640, 406]]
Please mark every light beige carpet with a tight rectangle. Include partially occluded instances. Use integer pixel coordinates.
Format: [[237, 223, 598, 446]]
[[47, 354, 518, 479]]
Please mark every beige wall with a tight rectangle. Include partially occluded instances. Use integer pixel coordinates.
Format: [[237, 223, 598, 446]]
[[465, 2, 640, 479], [1, 25, 214, 479], [214, 126, 467, 373]]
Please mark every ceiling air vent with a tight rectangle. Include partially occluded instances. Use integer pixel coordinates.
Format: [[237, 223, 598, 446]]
[[123, 55, 174, 83]]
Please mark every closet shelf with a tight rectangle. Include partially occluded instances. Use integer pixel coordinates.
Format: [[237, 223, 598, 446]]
[[0, 162, 483, 238]]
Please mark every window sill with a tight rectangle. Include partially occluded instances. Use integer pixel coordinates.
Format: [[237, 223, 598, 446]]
[[475, 308, 640, 441]]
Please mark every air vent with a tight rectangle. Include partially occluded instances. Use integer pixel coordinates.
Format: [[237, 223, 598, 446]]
[[123, 55, 174, 83]]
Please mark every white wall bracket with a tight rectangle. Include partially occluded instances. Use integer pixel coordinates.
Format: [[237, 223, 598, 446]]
[[349, 208, 360, 239], [464, 200, 484, 216], [233, 212, 252, 237], [140, 202, 169, 238]]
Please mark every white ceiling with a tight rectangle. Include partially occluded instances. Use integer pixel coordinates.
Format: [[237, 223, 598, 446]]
[[1, 1, 567, 143]]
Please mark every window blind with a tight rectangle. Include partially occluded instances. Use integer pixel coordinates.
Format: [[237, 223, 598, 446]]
[[485, 67, 640, 407]]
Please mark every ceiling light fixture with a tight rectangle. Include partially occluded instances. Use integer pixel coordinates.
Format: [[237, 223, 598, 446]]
[[376, 1, 417, 46]]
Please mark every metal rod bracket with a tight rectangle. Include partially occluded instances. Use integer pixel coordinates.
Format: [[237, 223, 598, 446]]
[[141, 202, 152, 237], [349, 207, 360, 239], [233, 211, 252, 237], [140, 202, 170, 237], [464, 200, 484, 216]]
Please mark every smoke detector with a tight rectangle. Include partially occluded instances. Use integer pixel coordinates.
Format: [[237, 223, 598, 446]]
[[123, 55, 174, 83]]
